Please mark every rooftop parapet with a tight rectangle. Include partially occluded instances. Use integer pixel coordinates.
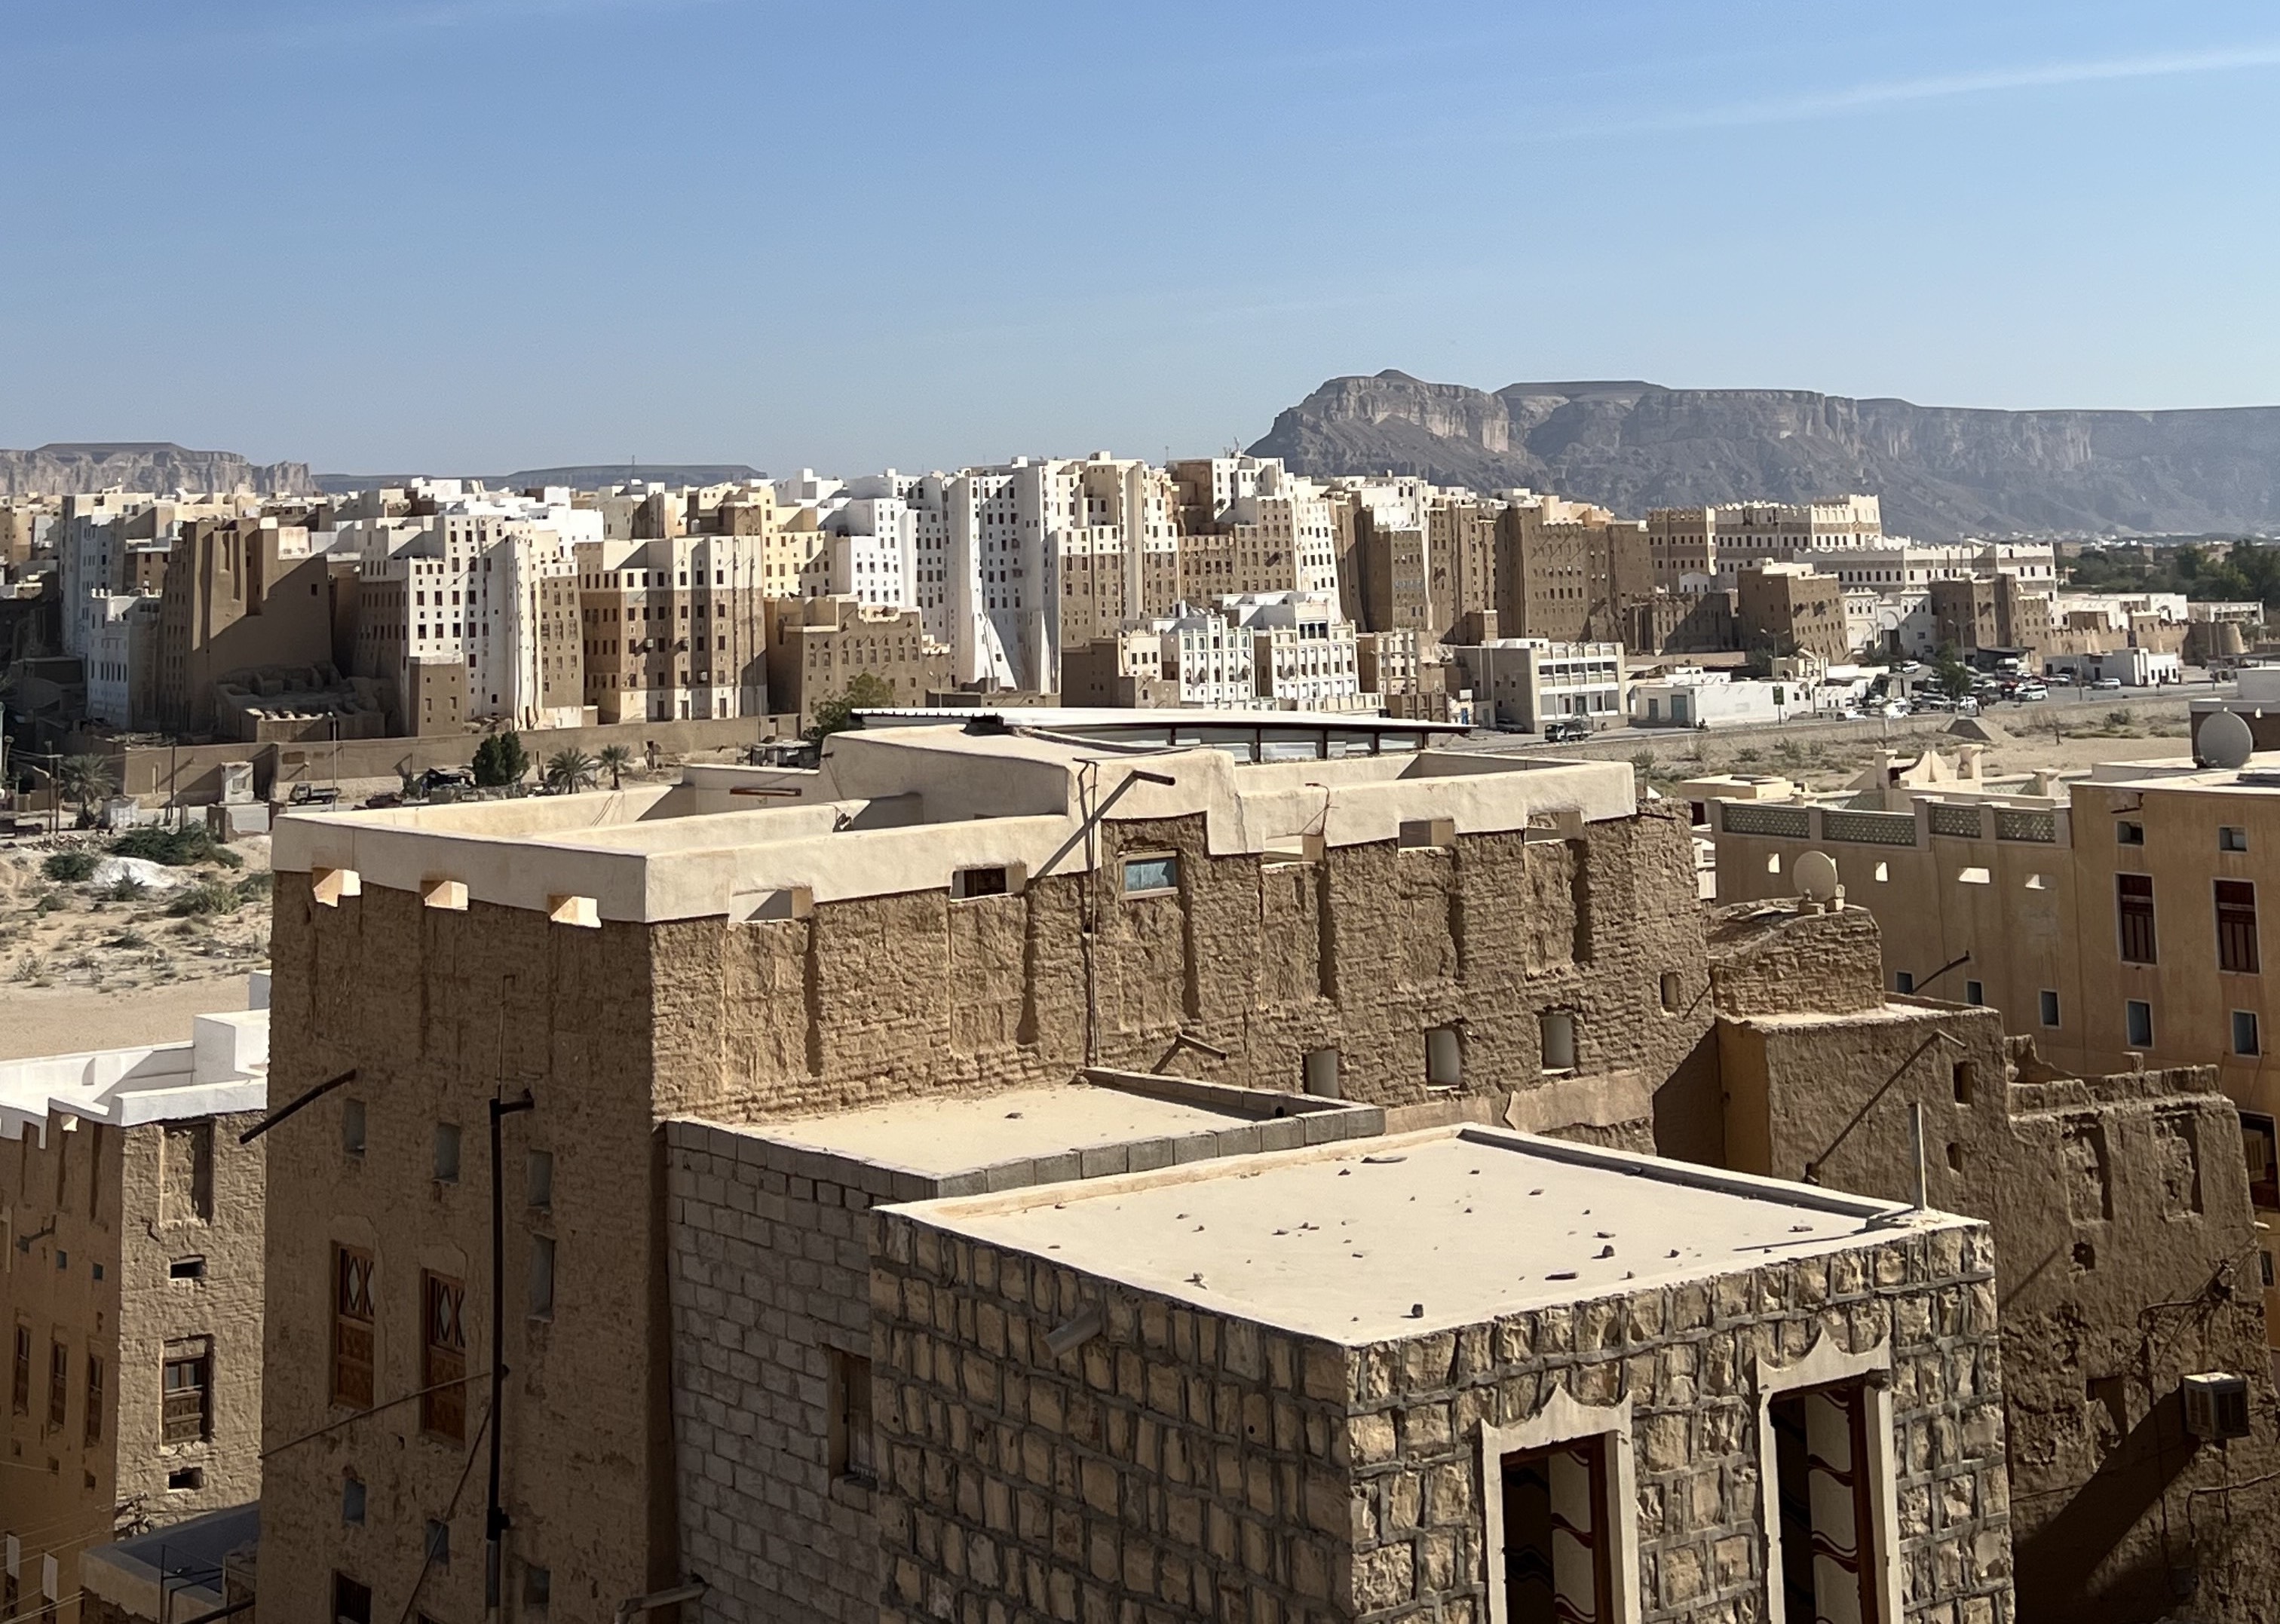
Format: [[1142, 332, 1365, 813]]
[[272, 718, 1637, 925]]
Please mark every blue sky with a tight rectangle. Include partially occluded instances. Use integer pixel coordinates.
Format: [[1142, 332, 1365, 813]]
[[3, 0, 2275, 474]]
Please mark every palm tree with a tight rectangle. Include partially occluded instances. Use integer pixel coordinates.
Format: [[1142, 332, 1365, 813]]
[[53, 754, 115, 828], [544, 748, 600, 793], [596, 743, 633, 790]]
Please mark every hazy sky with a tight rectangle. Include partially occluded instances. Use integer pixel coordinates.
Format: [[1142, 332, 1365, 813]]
[[4, 0, 2275, 474]]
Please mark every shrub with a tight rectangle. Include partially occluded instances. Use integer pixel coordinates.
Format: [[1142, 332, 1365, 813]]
[[102, 875, 146, 903], [234, 873, 274, 904], [41, 850, 97, 883], [167, 881, 241, 918], [2106, 709, 2133, 731], [111, 826, 224, 867]]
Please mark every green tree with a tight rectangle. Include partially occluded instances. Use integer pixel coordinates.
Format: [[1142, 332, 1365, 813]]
[[597, 743, 634, 789], [544, 748, 599, 793], [472, 731, 529, 788], [52, 754, 115, 827], [1932, 646, 1973, 700], [806, 672, 898, 743]]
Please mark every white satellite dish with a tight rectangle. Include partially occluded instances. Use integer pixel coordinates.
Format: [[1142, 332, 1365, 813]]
[[2197, 708, 2254, 771], [1795, 849, 1841, 904]]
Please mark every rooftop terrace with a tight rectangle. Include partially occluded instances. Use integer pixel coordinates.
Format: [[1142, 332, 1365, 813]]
[[905, 1124, 1964, 1343]]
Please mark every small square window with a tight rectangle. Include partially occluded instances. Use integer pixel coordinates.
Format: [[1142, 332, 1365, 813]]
[[434, 1124, 461, 1184], [2116, 820, 2145, 845], [169, 1258, 206, 1281], [2222, 826, 2250, 853], [1953, 1062, 1976, 1105], [343, 1474, 366, 1525], [167, 1466, 204, 1491], [526, 1150, 553, 1211], [2126, 1000, 2154, 1048], [424, 1518, 449, 1567], [1120, 853, 1179, 896], [2039, 989, 2061, 1028], [523, 1564, 551, 1612], [1964, 980, 1984, 1006], [1894, 971, 1915, 995], [2234, 1010, 2261, 1058], [342, 1098, 366, 1157]]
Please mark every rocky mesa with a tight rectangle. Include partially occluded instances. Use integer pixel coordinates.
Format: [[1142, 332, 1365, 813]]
[[1249, 372, 2280, 540], [0, 442, 314, 498]]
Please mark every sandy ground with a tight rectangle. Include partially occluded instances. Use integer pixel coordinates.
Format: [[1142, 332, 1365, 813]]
[[0, 829, 272, 1061], [1629, 694, 2202, 796], [0, 975, 260, 1061]]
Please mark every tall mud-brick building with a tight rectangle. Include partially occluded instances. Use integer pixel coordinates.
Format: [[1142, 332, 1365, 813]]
[[257, 713, 1712, 1622]]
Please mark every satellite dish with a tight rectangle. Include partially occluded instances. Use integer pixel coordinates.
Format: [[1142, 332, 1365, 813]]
[[2197, 709, 2254, 771], [1796, 850, 1841, 904]]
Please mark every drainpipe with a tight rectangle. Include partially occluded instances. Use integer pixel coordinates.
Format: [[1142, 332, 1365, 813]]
[[614, 1577, 709, 1624]]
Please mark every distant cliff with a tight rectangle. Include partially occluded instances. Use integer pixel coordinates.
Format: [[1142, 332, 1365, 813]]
[[0, 443, 314, 498], [1249, 372, 2280, 540]]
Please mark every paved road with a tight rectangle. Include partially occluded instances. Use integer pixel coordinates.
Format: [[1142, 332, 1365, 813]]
[[1450, 679, 2221, 755]]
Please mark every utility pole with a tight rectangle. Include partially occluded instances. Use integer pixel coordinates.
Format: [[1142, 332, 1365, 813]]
[[486, 1086, 535, 1619]]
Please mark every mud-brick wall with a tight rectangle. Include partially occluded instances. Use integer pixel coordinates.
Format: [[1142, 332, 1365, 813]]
[[117, 1110, 266, 1518], [869, 1209, 2012, 1624], [662, 803, 1714, 1126], [262, 876, 682, 1624]]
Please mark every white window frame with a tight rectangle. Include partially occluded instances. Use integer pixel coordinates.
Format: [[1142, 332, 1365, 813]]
[[1479, 1388, 1640, 1624], [1752, 1335, 1903, 1624]]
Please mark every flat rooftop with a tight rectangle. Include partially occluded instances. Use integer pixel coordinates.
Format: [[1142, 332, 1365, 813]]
[[272, 719, 1636, 924], [762, 1080, 1288, 1177], [2086, 755, 2280, 794], [909, 1126, 1964, 1343]]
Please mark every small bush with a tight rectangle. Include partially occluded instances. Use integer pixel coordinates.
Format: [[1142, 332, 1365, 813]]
[[111, 826, 225, 867], [167, 881, 241, 918], [41, 850, 97, 882], [102, 875, 146, 903], [32, 893, 64, 917], [234, 873, 273, 904], [2106, 709, 2133, 730]]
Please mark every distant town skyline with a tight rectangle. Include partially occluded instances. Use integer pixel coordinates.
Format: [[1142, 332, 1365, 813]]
[[4, 0, 2276, 474]]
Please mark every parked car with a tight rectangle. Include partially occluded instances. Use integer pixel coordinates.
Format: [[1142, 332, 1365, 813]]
[[1543, 718, 1591, 743], [2046, 671, 2076, 685], [2016, 684, 2050, 701], [2089, 676, 2123, 691]]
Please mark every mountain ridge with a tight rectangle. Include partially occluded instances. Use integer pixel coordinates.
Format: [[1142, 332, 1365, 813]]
[[0, 443, 314, 498], [1248, 372, 2280, 540]]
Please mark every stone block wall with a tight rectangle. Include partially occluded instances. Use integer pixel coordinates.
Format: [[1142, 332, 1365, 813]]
[[663, 1096, 1387, 1622], [868, 1205, 2012, 1624]]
